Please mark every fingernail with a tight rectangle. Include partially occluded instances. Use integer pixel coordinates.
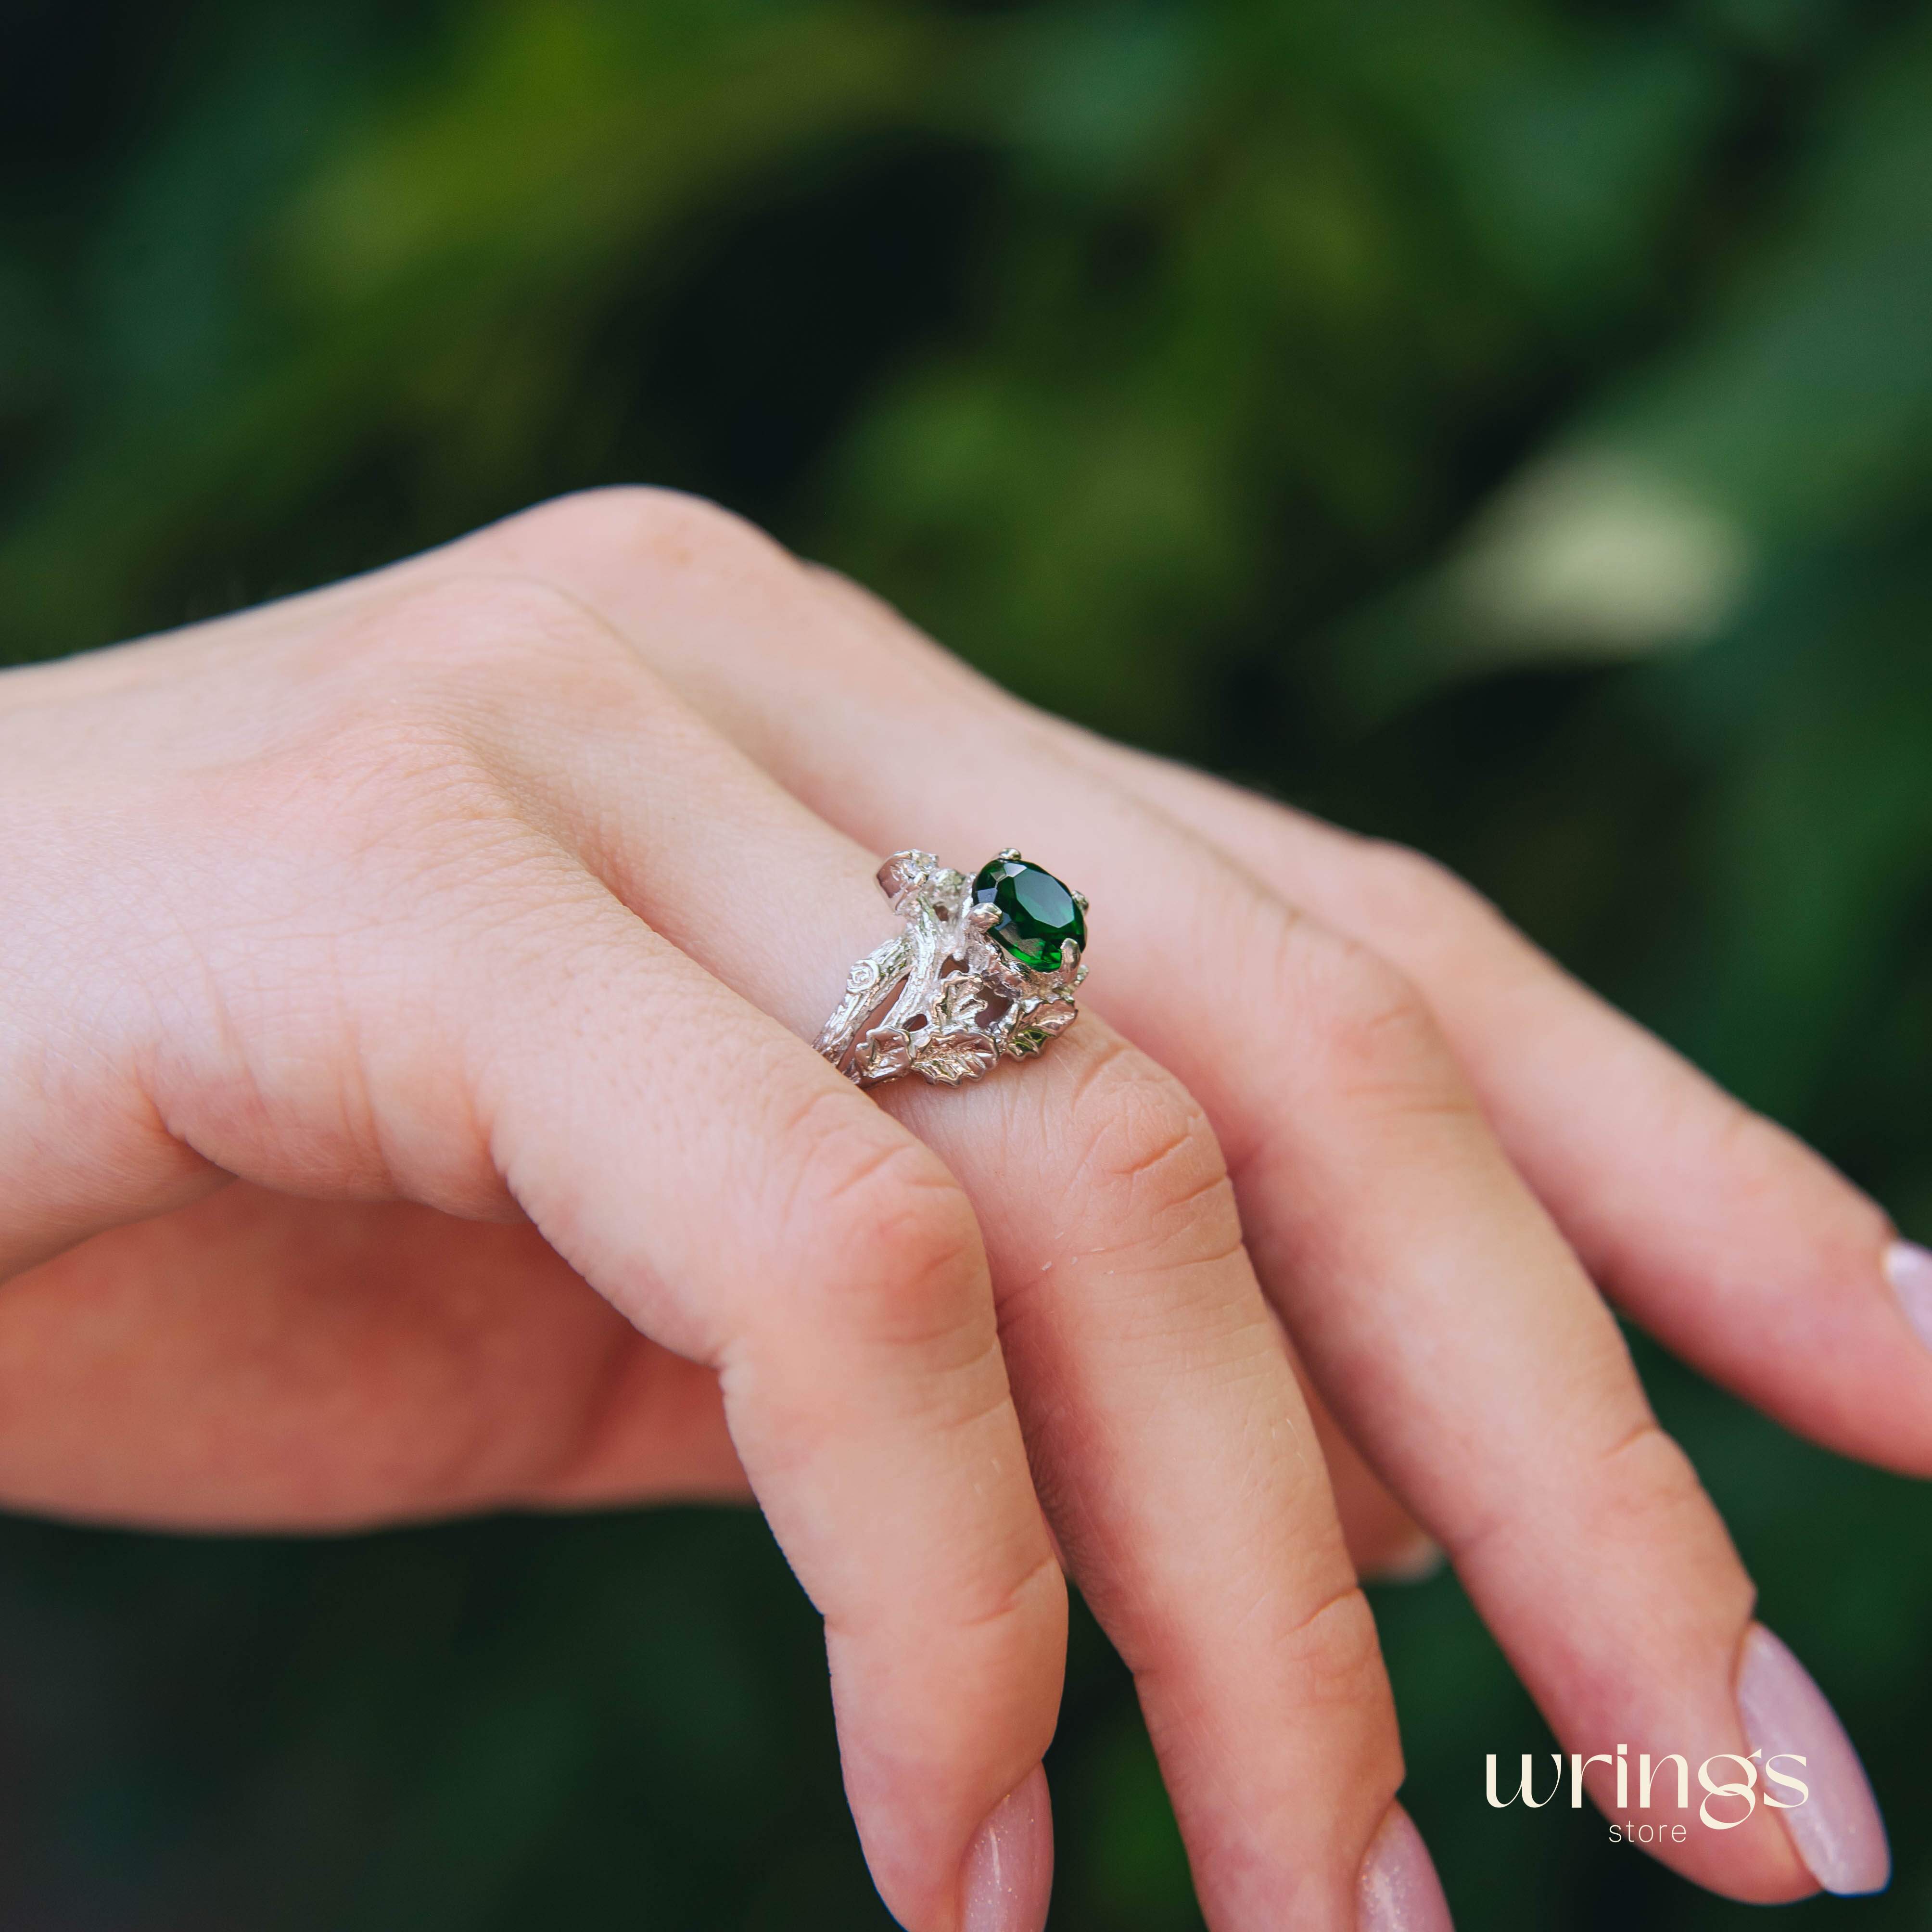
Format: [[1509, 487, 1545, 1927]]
[[1735, 1623, 1890, 1896], [961, 1764, 1053, 1932], [1358, 1803, 1454, 1932], [1884, 1240, 1932, 1351]]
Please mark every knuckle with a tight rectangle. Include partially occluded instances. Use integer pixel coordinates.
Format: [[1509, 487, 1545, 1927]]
[[1064, 1039, 1241, 1265], [278, 574, 656, 825], [1585, 1416, 1716, 1544], [788, 1111, 991, 1359], [950, 1547, 1068, 1648], [1573, 1414, 1756, 1621], [284, 575, 641, 779], [1347, 837, 1547, 990], [1452, 1408, 1753, 1622], [1275, 918, 1474, 1119], [488, 484, 801, 586], [1138, 1576, 1393, 1786], [360, 572, 636, 698], [1695, 1089, 1818, 1208], [182, 579, 636, 908], [834, 1543, 1066, 1671], [1280, 1581, 1395, 1720], [1349, 838, 1486, 935]]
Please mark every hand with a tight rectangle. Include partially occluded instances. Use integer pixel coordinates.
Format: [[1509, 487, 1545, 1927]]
[[0, 491, 1907, 1926], [0, 535, 1395, 1932]]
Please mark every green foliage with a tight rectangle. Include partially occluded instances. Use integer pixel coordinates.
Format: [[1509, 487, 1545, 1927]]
[[3, 0, 1930, 1923]]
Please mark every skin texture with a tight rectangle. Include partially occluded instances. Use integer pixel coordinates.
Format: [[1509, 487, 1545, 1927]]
[[0, 489, 1909, 1923]]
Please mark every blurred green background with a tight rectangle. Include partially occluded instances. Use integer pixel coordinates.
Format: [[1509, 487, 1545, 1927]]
[[3, 0, 1931, 1924]]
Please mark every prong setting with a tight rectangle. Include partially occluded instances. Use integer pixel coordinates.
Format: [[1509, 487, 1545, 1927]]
[[817, 849, 1088, 1086]]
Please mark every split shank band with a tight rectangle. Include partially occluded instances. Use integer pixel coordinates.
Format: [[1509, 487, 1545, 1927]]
[[816, 849, 1090, 1088]]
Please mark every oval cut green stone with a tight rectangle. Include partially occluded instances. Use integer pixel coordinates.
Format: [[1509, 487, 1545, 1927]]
[[972, 857, 1085, 971]]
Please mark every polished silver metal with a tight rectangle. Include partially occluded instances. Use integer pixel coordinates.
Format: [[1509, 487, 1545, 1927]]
[[816, 850, 1088, 1088]]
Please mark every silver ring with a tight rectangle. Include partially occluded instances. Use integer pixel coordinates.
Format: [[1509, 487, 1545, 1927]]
[[817, 849, 1090, 1087]]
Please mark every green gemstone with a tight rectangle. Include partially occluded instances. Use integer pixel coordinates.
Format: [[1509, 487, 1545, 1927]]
[[972, 857, 1085, 971]]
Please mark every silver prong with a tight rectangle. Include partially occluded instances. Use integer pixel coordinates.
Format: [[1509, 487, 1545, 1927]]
[[876, 850, 932, 903], [995, 847, 1021, 863], [1072, 892, 1089, 912], [1055, 938, 1081, 979], [966, 901, 1003, 931]]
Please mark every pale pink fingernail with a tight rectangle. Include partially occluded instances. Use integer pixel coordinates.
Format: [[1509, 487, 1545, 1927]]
[[1735, 1623, 1890, 1896], [961, 1764, 1054, 1932], [1358, 1804, 1454, 1932], [1884, 1240, 1932, 1351]]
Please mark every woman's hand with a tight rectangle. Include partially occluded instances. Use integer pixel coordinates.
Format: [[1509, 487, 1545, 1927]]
[[0, 536, 1412, 1932], [0, 490, 1907, 1926]]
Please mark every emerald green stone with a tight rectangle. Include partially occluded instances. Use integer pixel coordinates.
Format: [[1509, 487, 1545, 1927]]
[[972, 856, 1085, 971]]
